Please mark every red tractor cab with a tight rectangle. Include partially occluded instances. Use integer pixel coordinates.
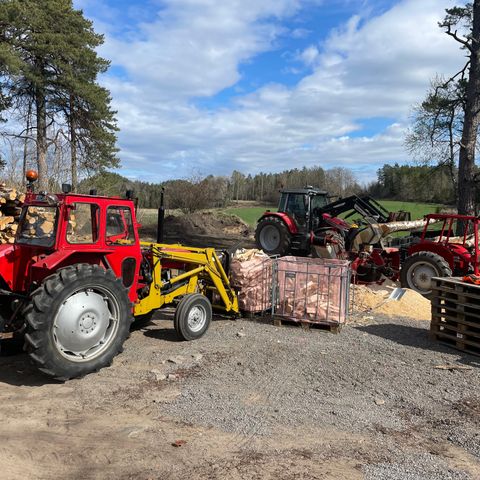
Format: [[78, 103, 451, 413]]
[[400, 213, 480, 296], [255, 187, 329, 256]]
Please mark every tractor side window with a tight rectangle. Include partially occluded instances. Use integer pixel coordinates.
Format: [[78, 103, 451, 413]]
[[311, 195, 328, 210], [67, 203, 99, 244], [106, 206, 135, 245], [17, 206, 57, 246]]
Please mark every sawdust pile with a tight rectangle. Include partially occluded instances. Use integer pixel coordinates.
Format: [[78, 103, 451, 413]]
[[352, 282, 431, 320]]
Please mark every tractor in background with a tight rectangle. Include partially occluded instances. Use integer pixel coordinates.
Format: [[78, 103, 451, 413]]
[[255, 186, 410, 257], [0, 171, 239, 380]]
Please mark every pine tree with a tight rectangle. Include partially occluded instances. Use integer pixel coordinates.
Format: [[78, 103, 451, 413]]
[[0, 0, 118, 190]]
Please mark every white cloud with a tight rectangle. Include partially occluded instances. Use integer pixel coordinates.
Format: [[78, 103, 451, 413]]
[[89, 0, 464, 183]]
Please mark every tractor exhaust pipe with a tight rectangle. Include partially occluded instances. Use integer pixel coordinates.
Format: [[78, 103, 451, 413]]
[[157, 187, 165, 243]]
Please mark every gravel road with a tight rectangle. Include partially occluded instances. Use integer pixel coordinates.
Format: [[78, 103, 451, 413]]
[[0, 311, 479, 479]]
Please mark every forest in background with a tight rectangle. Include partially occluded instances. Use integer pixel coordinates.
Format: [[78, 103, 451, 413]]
[[74, 162, 460, 211]]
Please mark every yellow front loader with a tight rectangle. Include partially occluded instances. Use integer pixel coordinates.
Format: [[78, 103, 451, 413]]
[[134, 242, 239, 340]]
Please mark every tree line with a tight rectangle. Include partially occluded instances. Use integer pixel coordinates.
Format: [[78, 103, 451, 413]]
[[77, 167, 362, 210], [78, 163, 463, 212]]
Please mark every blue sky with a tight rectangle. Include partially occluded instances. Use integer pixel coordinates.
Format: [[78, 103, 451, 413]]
[[73, 0, 463, 184]]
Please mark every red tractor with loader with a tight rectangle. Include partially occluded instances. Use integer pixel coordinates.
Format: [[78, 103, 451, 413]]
[[255, 187, 410, 257], [0, 171, 239, 380]]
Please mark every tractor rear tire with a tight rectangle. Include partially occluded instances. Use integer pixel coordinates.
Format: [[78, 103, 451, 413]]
[[24, 264, 133, 380], [400, 251, 452, 298], [255, 217, 291, 256], [174, 294, 212, 341]]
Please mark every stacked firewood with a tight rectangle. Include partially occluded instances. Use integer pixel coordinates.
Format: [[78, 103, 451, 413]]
[[0, 185, 25, 244]]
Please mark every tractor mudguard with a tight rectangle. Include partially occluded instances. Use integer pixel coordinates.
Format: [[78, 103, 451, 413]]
[[257, 212, 298, 234], [407, 242, 457, 270]]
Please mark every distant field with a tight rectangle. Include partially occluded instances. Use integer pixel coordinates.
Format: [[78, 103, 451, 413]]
[[224, 200, 444, 226], [223, 206, 273, 226]]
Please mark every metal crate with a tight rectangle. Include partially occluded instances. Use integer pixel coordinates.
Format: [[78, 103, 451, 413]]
[[271, 256, 351, 326]]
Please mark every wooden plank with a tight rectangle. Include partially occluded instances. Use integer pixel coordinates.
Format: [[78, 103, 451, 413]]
[[432, 277, 480, 302], [431, 286, 480, 304], [272, 316, 342, 333], [431, 330, 480, 349], [432, 298, 480, 314], [433, 325, 480, 348], [431, 332, 480, 357], [431, 312, 480, 331]]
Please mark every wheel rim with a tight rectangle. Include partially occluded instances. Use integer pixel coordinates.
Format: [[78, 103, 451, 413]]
[[260, 225, 280, 251], [406, 261, 438, 293], [53, 286, 121, 362], [187, 305, 207, 333]]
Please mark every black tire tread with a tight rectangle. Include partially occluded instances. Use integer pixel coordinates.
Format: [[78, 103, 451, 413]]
[[400, 251, 452, 295], [255, 216, 291, 256], [24, 263, 133, 380], [174, 293, 212, 341]]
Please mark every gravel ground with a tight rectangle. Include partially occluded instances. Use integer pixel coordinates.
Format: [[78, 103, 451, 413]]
[[159, 314, 480, 479], [0, 311, 479, 479]]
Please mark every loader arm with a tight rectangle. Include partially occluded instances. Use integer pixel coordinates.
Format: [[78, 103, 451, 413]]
[[134, 242, 239, 317]]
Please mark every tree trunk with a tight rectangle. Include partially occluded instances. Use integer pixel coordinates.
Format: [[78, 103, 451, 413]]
[[70, 95, 77, 192], [35, 85, 48, 191], [22, 101, 31, 187], [457, 0, 480, 218]]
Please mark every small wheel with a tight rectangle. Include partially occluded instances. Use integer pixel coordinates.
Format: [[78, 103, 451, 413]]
[[255, 216, 291, 256], [400, 251, 452, 297], [24, 264, 133, 380], [174, 294, 212, 341]]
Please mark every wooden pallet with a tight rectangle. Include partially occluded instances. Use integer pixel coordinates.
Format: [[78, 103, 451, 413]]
[[430, 277, 480, 357], [272, 316, 342, 334]]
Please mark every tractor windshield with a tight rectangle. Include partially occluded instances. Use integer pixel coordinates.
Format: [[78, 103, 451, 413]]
[[17, 206, 57, 247]]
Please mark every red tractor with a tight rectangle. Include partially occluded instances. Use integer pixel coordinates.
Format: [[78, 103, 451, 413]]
[[255, 187, 409, 257], [0, 172, 239, 380], [399, 213, 480, 296]]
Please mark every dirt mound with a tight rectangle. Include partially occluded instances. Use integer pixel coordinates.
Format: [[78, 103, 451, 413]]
[[352, 283, 431, 321], [165, 211, 251, 237], [156, 211, 255, 249]]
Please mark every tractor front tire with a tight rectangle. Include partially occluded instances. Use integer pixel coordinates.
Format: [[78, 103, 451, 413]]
[[174, 294, 212, 341], [255, 217, 291, 256], [24, 264, 133, 380], [400, 251, 452, 298]]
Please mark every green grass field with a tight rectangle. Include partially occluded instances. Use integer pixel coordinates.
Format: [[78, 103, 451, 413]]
[[224, 200, 443, 226]]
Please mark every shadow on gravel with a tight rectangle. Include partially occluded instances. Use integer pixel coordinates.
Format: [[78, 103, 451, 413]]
[[143, 327, 183, 342], [356, 323, 480, 367], [0, 353, 59, 387]]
